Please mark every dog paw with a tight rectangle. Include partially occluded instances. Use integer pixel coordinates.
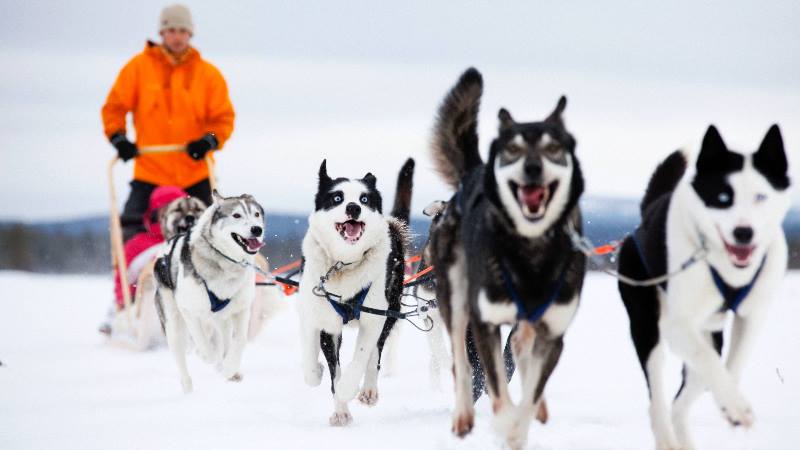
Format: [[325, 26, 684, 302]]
[[329, 411, 353, 427], [304, 362, 324, 387], [451, 411, 474, 437], [334, 374, 360, 402], [181, 377, 193, 394], [357, 388, 379, 406], [536, 398, 549, 424], [715, 389, 754, 428], [228, 373, 243, 383]]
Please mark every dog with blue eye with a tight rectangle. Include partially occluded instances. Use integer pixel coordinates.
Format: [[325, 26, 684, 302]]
[[296, 159, 410, 426], [617, 124, 791, 449]]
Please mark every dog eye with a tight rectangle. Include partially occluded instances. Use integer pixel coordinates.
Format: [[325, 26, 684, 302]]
[[255, 212, 260, 217], [360, 195, 369, 204], [233, 213, 241, 219], [755, 193, 767, 203], [334, 195, 342, 203], [718, 192, 731, 204], [505, 145, 522, 157]]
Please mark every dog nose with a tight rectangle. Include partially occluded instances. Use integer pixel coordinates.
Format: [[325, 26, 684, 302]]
[[733, 226, 753, 244], [185, 215, 195, 226], [524, 156, 542, 179], [250, 225, 263, 237], [345, 202, 361, 220]]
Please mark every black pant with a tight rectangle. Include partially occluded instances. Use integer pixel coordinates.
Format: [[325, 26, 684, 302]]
[[121, 179, 212, 241]]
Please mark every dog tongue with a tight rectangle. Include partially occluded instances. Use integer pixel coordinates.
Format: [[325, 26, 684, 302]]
[[245, 238, 263, 251], [519, 185, 546, 211], [729, 245, 753, 263], [344, 221, 363, 237]]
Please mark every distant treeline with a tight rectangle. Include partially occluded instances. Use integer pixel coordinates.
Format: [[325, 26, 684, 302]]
[[3, 199, 800, 274]]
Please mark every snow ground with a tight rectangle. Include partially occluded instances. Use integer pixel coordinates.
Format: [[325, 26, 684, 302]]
[[0, 271, 798, 450]]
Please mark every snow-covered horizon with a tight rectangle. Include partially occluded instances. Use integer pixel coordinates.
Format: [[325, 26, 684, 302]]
[[1, 271, 798, 449]]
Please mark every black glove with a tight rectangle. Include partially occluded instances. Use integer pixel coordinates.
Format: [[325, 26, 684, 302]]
[[110, 132, 138, 162], [186, 133, 218, 160]]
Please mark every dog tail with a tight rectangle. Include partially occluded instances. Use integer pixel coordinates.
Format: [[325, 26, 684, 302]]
[[390, 158, 415, 223], [431, 67, 484, 189], [641, 150, 687, 215]]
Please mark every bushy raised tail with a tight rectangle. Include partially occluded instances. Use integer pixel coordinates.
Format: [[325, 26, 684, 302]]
[[390, 158, 415, 224], [640, 150, 687, 215], [431, 67, 484, 189]]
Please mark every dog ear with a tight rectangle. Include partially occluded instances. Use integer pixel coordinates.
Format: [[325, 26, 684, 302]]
[[546, 95, 567, 125], [753, 124, 790, 190], [696, 125, 730, 173], [318, 159, 332, 189], [362, 172, 377, 187], [498, 108, 515, 131], [212, 189, 224, 204]]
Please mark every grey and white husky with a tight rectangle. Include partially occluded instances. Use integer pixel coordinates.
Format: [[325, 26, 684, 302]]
[[427, 68, 586, 449], [154, 191, 265, 393], [297, 160, 409, 426], [617, 125, 791, 449]]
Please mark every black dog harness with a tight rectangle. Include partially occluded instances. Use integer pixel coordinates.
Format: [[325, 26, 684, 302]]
[[327, 284, 372, 324], [155, 234, 232, 313]]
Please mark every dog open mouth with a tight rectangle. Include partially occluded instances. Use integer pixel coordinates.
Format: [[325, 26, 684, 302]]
[[511, 180, 558, 220], [335, 220, 365, 244], [718, 228, 755, 268], [231, 232, 263, 255]]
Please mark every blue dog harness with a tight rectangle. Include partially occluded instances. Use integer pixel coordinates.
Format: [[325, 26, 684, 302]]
[[202, 280, 232, 313], [709, 259, 766, 313], [631, 228, 765, 312], [499, 263, 567, 323], [327, 284, 372, 324]]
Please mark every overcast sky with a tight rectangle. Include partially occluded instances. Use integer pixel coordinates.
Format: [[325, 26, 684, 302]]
[[1, 0, 798, 220]]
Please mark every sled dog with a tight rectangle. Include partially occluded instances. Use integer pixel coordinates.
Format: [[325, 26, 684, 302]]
[[154, 191, 265, 392], [617, 124, 791, 449], [297, 159, 409, 426], [427, 68, 586, 449]]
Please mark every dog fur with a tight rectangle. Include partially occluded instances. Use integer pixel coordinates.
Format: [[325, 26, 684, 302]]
[[296, 159, 409, 426], [617, 125, 791, 449], [154, 191, 265, 393], [427, 68, 586, 449]]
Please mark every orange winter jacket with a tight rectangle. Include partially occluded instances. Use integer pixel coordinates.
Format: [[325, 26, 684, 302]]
[[102, 42, 235, 187]]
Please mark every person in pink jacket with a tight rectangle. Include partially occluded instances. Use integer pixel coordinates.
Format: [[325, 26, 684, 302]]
[[101, 185, 189, 335]]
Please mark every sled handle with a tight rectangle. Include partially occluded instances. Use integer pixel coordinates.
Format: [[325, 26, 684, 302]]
[[137, 145, 218, 192], [108, 156, 134, 329]]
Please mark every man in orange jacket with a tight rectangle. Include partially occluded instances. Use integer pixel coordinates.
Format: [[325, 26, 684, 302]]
[[102, 4, 235, 240]]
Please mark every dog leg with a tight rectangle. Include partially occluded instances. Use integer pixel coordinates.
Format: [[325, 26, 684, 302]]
[[321, 331, 351, 426], [358, 348, 380, 406], [220, 309, 250, 381], [448, 286, 474, 436], [666, 319, 753, 428], [472, 320, 520, 449], [301, 319, 324, 387], [335, 315, 383, 403], [182, 313, 219, 365], [161, 292, 193, 393], [427, 311, 450, 390], [673, 331, 722, 450], [726, 311, 766, 383]]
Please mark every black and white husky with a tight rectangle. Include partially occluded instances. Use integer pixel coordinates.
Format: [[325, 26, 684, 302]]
[[618, 125, 791, 449], [427, 68, 586, 449], [297, 160, 409, 426], [154, 191, 265, 393]]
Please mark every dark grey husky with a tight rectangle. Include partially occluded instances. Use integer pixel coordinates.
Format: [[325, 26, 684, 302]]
[[426, 68, 586, 449]]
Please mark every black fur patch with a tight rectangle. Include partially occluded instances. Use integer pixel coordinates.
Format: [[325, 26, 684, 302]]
[[753, 124, 789, 190], [691, 125, 744, 209]]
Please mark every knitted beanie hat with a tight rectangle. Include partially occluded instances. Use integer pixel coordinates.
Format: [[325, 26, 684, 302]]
[[159, 4, 194, 34]]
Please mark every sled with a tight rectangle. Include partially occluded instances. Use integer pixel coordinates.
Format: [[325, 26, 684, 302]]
[[107, 145, 217, 346]]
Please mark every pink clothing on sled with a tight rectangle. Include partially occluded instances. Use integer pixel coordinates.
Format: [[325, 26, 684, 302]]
[[114, 186, 188, 308]]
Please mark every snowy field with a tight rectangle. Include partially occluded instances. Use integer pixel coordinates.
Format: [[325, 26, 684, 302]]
[[1, 271, 798, 450]]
